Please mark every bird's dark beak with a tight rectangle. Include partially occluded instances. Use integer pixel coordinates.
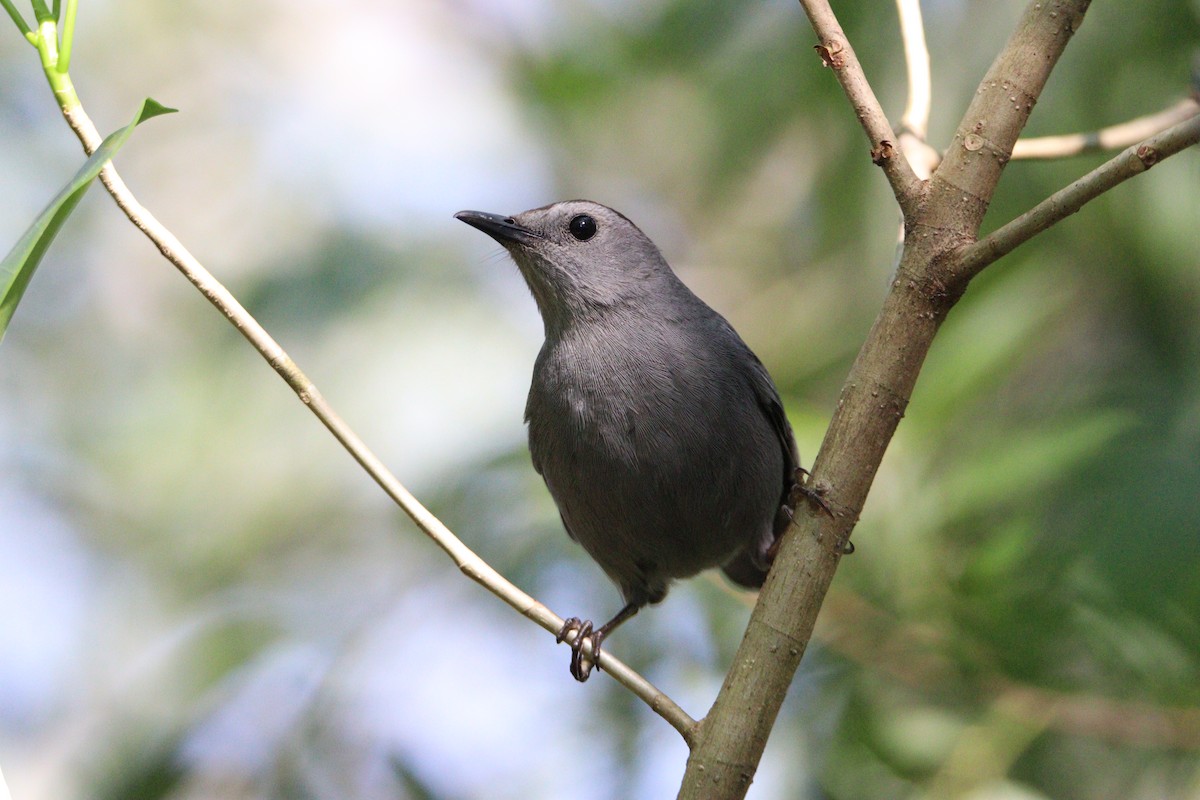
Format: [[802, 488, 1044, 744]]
[[454, 210, 540, 245]]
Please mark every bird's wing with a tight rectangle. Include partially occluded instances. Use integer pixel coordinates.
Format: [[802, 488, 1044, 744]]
[[744, 349, 800, 487], [720, 346, 802, 588]]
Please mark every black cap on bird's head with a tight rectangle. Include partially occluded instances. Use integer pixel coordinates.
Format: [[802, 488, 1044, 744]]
[[455, 200, 680, 334]]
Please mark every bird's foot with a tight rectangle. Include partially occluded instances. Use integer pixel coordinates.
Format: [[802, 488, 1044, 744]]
[[788, 467, 834, 518], [557, 617, 602, 682], [779, 469, 853, 555]]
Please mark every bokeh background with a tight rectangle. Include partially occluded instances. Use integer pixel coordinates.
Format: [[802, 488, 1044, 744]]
[[2, 1, 1199, 798]]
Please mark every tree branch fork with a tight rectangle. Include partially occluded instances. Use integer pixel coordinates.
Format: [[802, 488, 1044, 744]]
[[680, 0, 1198, 796]]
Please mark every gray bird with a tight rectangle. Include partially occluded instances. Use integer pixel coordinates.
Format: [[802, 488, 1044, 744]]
[[456, 200, 811, 681]]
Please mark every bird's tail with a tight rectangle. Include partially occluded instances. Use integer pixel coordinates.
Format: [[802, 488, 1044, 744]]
[[720, 549, 769, 589], [721, 500, 795, 589]]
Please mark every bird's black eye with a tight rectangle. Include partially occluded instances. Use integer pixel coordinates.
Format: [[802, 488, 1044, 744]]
[[568, 214, 597, 241]]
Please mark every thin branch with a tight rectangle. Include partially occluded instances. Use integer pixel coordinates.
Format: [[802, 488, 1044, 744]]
[[1011, 97, 1200, 160], [997, 682, 1200, 751], [897, 0, 932, 137], [956, 113, 1200, 279], [54, 101, 698, 746], [895, 0, 939, 179], [798, 0, 924, 217]]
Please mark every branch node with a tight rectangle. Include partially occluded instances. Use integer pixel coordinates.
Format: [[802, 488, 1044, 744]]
[[871, 139, 896, 164], [814, 40, 846, 69], [1135, 144, 1160, 168]]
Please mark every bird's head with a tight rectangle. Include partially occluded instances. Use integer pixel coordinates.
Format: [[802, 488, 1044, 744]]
[[455, 200, 678, 335]]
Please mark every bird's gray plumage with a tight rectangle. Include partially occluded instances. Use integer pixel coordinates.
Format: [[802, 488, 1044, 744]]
[[455, 200, 799, 679]]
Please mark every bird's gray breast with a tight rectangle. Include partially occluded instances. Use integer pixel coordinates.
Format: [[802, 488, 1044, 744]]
[[524, 314, 782, 604]]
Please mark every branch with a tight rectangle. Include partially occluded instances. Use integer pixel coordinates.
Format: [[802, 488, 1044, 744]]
[[798, 0, 924, 217], [956, 113, 1200, 279], [821, 589, 1200, 750], [896, 0, 931, 140], [895, 0, 939, 179], [921, 0, 1092, 250], [679, 3, 1097, 797], [51, 100, 698, 745], [1011, 98, 1200, 160], [997, 683, 1200, 751]]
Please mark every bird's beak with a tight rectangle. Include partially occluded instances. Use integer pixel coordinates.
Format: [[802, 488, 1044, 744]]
[[454, 210, 540, 245]]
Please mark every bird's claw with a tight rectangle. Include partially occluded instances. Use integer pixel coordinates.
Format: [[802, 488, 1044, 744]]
[[556, 617, 583, 644], [558, 617, 600, 682], [788, 467, 834, 518], [782, 469, 854, 555]]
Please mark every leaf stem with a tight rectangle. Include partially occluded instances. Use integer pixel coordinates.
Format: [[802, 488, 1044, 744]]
[[57, 0, 77, 72], [0, 0, 34, 42], [29, 0, 51, 22]]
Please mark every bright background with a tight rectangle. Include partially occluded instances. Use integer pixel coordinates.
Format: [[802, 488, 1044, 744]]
[[1, 1, 1199, 798]]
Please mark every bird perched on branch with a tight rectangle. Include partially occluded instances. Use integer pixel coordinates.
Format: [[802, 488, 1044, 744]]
[[456, 200, 816, 681]]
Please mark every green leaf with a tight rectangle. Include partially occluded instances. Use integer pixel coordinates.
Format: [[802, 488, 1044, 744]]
[[0, 97, 176, 343]]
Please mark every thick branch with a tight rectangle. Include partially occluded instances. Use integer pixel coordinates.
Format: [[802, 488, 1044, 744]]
[[1011, 97, 1199, 159], [798, 0, 924, 217], [680, 258, 949, 799], [956, 113, 1200, 279], [678, 3, 1096, 797], [56, 102, 698, 745]]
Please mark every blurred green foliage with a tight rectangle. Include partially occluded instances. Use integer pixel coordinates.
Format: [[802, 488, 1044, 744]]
[[1, 1, 1199, 799]]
